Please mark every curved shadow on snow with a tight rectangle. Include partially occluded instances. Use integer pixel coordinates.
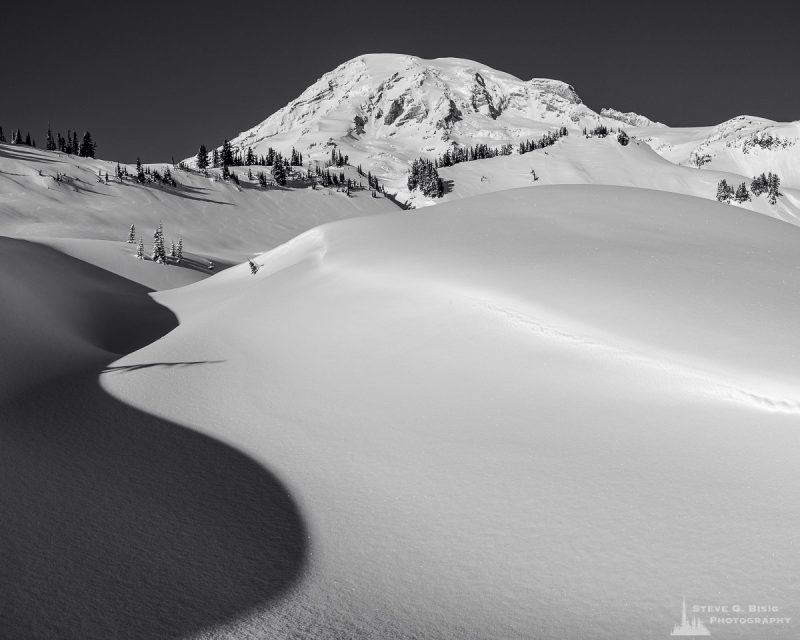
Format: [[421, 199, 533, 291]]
[[0, 238, 307, 639]]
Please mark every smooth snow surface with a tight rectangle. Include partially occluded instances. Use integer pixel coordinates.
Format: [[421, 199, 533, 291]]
[[97, 186, 800, 639]]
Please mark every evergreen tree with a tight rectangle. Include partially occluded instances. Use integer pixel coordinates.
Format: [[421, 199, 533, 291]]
[[211, 148, 219, 168], [716, 179, 733, 203], [13, 129, 23, 144], [151, 224, 167, 263], [221, 139, 234, 167], [72, 131, 79, 155], [258, 171, 268, 188], [196, 144, 209, 170], [272, 158, 287, 186], [617, 130, 630, 146], [734, 182, 750, 203], [127, 224, 136, 243], [135, 237, 145, 259], [750, 173, 768, 197], [0, 126, 5, 143], [767, 172, 782, 205], [170, 240, 177, 259], [46, 127, 56, 151], [79, 131, 96, 158], [24, 132, 32, 146], [136, 158, 146, 183], [176, 237, 183, 263], [249, 259, 260, 275]]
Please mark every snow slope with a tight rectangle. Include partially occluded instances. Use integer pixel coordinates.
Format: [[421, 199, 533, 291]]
[[0, 143, 397, 287], [99, 186, 800, 639], [435, 133, 800, 224], [633, 116, 800, 188]]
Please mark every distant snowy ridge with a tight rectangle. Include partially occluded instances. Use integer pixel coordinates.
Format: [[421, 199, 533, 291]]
[[600, 107, 665, 128]]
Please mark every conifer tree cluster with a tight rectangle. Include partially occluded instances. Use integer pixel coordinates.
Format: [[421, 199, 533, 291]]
[[750, 172, 782, 205], [517, 127, 569, 155], [127, 158, 177, 187], [407, 158, 444, 198], [356, 165, 387, 196], [617, 131, 630, 146], [196, 141, 304, 169], [716, 179, 735, 203], [139, 224, 183, 264], [37, 128, 97, 156], [2, 127, 37, 147], [436, 127, 568, 168], [328, 147, 349, 167], [584, 124, 610, 138]]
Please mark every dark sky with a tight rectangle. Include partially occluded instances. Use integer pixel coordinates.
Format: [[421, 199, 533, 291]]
[[2, 0, 798, 162]]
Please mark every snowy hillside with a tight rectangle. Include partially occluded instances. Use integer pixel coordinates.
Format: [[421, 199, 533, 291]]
[[633, 116, 800, 188], [0, 143, 397, 288], [434, 133, 800, 224], [93, 185, 800, 639]]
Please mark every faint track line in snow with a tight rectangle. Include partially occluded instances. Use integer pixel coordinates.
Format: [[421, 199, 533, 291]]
[[465, 294, 800, 415], [320, 251, 800, 416]]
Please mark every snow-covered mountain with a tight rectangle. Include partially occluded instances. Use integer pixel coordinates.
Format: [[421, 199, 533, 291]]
[[210, 54, 623, 184], [196, 53, 799, 203]]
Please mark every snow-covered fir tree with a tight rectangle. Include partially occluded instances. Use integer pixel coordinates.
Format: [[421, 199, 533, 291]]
[[176, 237, 183, 263], [127, 224, 136, 243], [767, 173, 782, 205], [135, 237, 145, 259], [151, 224, 166, 264], [716, 179, 733, 203], [272, 158, 287, 186]]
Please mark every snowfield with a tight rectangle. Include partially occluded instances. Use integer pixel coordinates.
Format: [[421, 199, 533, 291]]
[[95, 186, 800, 639]]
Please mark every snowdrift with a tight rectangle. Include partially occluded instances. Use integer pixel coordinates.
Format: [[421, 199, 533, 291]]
[[101, 186, 800, 639]]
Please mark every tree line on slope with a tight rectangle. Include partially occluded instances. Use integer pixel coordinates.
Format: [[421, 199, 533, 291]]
[[716, 172, 782, 205], [127, 223, 190, 267], [0, 126, 97, 157]]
